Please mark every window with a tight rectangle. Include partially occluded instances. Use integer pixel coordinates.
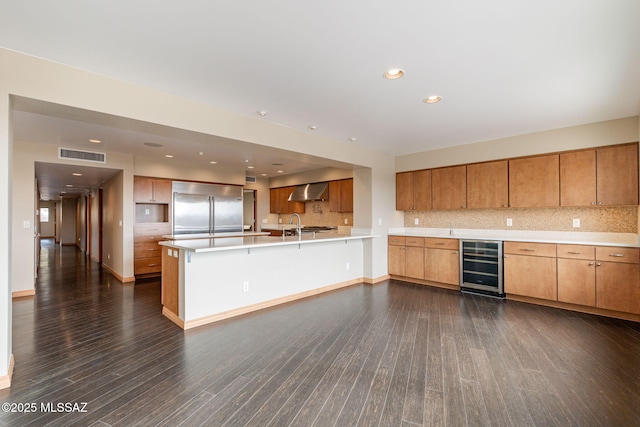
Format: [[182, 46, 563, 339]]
[[40, 207, 49, 222]]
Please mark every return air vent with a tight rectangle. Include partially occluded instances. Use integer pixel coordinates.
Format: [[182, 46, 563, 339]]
[[245, 176, 257, 183], [58, 147, 106, 163]]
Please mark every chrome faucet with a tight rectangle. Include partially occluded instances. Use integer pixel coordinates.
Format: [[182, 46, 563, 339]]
[[289, 213, 302, 239]]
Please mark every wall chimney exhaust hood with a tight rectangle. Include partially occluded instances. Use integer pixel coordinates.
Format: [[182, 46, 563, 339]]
[[288, 182, 329, 202]]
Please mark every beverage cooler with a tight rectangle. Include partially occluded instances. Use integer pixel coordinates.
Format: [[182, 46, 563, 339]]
[[460, 240, 504, 297]]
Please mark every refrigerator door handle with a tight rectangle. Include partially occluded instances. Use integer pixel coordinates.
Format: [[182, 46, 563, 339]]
[[210, 196, 215, 234]]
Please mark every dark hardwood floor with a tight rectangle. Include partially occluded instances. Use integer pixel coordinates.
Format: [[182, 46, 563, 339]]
[[1, 239, 640, 426]]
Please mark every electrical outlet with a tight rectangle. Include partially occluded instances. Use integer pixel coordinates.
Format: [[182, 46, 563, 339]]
[[346, 262, 350, 271], [243, 281, 249, 292], [414, 218, 419, 225], [506, 218, 513, 227], [378, 218, 382, 226], [344, 218, 348, 225], [573, 218, 580, 228], [107, 253, 111, 260], [144, 208, 150, 215], [278, 218, 282, 224]]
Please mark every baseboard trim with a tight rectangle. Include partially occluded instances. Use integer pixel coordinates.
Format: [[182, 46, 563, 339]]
[[180, 278, 363, 330], [363, 275, 390, 284], [12, 289, 35, 299], [507, 295, 640, 323], [162, 307, 185, 329], [0, 354, 14, 390], [101, 264, 135, 284]]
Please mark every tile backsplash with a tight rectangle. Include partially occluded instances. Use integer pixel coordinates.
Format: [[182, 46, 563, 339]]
[[279, 200, 354, 227], [404, 206, 638, 233]]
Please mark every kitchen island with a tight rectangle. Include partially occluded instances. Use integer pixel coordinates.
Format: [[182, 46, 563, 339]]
[[159, 232, 377, 329]]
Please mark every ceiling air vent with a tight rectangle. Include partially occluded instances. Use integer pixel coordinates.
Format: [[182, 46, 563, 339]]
[[245, 176, 257, 183], [58, 147, 106, 164]]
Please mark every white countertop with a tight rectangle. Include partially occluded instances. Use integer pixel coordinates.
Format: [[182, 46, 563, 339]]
[[388, 227, 640, 248], [161, 231, 269, 240], [160, 232, 378, 253]]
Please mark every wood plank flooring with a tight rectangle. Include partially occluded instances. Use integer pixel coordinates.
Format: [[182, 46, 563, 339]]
[[1, 238, 640, 426]]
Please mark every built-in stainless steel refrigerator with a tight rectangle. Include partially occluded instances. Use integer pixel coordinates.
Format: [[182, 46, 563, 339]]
[[172, 181, 243, 234]]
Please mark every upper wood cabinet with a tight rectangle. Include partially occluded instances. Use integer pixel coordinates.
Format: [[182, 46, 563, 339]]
[[560, 150, 597, 206], [431, 165, 466, 210], [560, 144, 639, 206], [269, 187, 305, 214], [466, 160, 509, 209], [509, 154, 559, 208], [396, 170, 431, 211], [329, 179, 353, 213], [596, 144, 638, 206], [134, 177, 172, 204]]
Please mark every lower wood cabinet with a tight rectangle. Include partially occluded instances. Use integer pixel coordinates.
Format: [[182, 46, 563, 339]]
[[595, 246, 640, 314], [424, 238, 459, 285], [134, 223, 171, 276], [504, 242, 557, 300], [388, 236, 459, 286]]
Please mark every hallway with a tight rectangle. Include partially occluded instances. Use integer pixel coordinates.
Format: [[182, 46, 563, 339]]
[[2, 239, 640, 426]]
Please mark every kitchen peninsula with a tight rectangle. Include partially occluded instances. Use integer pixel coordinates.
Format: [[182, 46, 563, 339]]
[[159, 231, 377, 329]]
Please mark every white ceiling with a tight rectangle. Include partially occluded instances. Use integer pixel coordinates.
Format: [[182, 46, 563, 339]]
[[2, 0, 640, 198]]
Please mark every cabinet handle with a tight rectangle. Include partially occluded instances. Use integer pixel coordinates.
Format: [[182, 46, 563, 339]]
[[591, 201, 596, 205], [504, 255, 509, 258], [598, 201, 602, 205], [588, 262, 595, 266], [609, 254, 624, 257], [519, 248, 536, 252], [148, 263, 158, 267], [567, 251, 581, 254], [503, 204, 508, 208], [596, 262, 602, 267]]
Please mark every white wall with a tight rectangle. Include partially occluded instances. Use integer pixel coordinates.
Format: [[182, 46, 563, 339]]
[[396, 116, 639, 172], [60, 198, 77, 246], [0, 90, 12, 385], [39, 201, 56, 238]]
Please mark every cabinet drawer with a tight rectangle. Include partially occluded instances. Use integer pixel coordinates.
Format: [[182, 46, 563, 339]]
[[135, 223, 171, 235], [556, 244, 595, 260], [134, 257, 162, 274], [596, 246, 639, 264], [504, 241, 556, 257], [425, 238, 458, 250], [405, 237, 425, 247], [389, 236, 405, 246], [134, 234, 166, 244], [135, 242, 161, 257]]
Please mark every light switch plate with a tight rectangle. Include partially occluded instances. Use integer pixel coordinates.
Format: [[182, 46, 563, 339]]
[[573, 218, 580, 228], [506, 218, 513, 227]]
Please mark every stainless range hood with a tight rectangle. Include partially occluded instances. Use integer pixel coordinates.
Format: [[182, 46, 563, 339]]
[[288, 182, 329, 202]]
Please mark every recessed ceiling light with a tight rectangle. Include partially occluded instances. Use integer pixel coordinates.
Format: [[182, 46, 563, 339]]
[[89, 139, 102, 144], [384, 68, 405, 79], [60, 191, 67, 194], [261, 173, 268, 176], [277, 170, 284, 173], [165, 154, 174, 158], [424, 95, 442, 104], [144, 142, 163, 148], [257, 111, 267, 117], [198, 151, 204, 156], [72, 173, 82, 176], [348, 137, 357, 142], [66, 184, 73, 187], [308, 125, 317, 130], [247, 166, 254, 169]]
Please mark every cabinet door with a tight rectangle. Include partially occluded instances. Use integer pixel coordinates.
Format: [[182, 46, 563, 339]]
[[504, 254, 557, 300], [597, 144, 639, 206], [329, 179, 353, 213], [560, 150, 597, 207], [134, 177, 154, 203], [425, 248, 460, 285], [557, 258, 596, 306], [413, 169, 432, 210], [152, 179, 173, 204], [509, 154, 559, 208], [467, 160, 509, 209], [432, 165, 466, 210], [396, 172, 414, 210], [388, 244, 406, 276], [596, 262, 640, 314], [269, 188, 281, 213], [405, 246, 425, 279]]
